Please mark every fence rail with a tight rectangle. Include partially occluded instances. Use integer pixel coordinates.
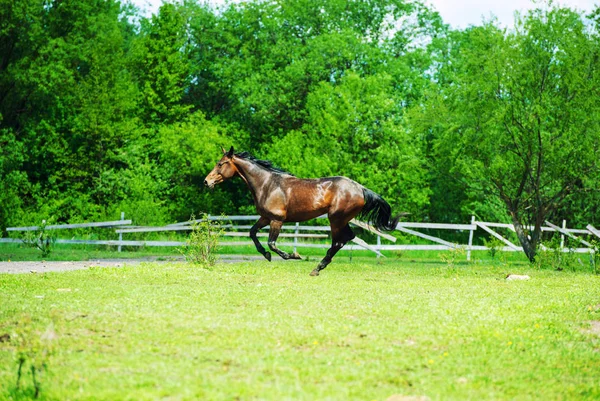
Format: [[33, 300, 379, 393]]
[[6, 219, 132, 232], [2, 215, 598, 260]]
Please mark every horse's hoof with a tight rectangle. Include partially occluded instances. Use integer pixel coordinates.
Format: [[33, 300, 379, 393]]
[[264, 252, 272, 262], [309, 269, 319, 276], [291, 252, 302, 260]]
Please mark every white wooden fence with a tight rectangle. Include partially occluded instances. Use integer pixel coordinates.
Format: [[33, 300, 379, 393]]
[[2, 214, 599, 260]]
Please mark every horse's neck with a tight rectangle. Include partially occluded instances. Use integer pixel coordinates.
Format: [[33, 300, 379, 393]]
[[233, 158, 275, 199]]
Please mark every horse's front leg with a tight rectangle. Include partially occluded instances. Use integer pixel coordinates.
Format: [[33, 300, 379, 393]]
[[250, 216, 271, 261], [268, 220, 302, 260]]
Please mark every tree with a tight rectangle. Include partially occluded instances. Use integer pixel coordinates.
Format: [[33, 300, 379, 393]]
[[132, 2, 192, 125], [413, 6, 600, 261], [267, 72, 430, 215], [0, 0, 145, 223], [0, 129, 27, 232], [186, 0, 443, 148]]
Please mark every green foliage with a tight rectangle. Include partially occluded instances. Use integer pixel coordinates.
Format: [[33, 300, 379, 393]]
[[438, 246, 466, 275], [0, 128, 27, 232], [132, 3, 192, 124], [21, 220, 56, 258], [482, 237, 506, 262], [413, 5, 600, 260], [268, 72, 430, 215], [179, 214, 224, 266]]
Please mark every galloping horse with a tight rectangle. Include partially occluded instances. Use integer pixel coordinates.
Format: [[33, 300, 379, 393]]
[[204, 147, 399, 276]]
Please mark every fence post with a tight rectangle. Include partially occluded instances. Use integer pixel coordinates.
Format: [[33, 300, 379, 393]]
[[467, 215, 475, 261], [294, 222, 299, 254], [560, 219, 566, 249], [376, 235, 381, 258], [118, 212, 125, 252]]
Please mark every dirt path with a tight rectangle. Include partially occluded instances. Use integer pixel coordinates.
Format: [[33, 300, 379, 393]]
[[0, 260, 148, 274], [0, 255, 266, 274]]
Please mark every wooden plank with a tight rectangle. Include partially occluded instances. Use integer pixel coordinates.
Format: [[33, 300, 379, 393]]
[[116, 226, 195, 233], [284, 225, 331, 232], [351, 236, 385, 257], [476, 222, 514, 229], [394, 226, 457, 248], [169, 215, 332, 227], [587, 225, 600, 240], [475, 222, 521, 251], [166, 215, 261, 226], [0, 238, 21, 243], [478, 221, 589, 234], [397, 222, 476, 231], [116, 225, 332, 234], [545, 221, 593, 247], [7, 220, 132, 232], [467, 216, 475, 261], [222, 232, 328, 238], [209, 215, 262, 221], [376, 244, 478, 251], [221, 224, 331, 232], [350, 219, 397, 242], [51, 239, 186, 246]]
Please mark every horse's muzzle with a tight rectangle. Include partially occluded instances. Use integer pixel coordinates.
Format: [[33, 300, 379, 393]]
[[204, 174, 222, 189]]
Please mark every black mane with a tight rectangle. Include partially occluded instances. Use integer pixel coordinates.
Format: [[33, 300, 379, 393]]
[[235, 152, 294, 176]]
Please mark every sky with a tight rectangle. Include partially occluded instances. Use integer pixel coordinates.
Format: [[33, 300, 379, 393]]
[[426, 0, 597, 28], [131, 0, 598, 28]]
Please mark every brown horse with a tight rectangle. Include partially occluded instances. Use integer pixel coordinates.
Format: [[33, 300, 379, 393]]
[[204, 147, 399, 276]]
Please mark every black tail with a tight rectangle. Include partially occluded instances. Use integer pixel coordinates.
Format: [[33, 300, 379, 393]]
[[358, 188, 399, 232]]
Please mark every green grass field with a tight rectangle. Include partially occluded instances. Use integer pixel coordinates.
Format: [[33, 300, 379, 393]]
[[1, 259, 599, 400]]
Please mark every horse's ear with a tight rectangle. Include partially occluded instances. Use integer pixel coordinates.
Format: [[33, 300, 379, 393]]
[[220, 146, 226, 154], [227, 146, 234, 157]]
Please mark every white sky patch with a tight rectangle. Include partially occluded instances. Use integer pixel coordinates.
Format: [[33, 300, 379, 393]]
[[425, 0, 597, 29], [129, 0, 598, 28]]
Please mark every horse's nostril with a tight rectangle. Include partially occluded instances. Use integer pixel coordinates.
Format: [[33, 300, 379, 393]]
[[204, 180, 208, 186]]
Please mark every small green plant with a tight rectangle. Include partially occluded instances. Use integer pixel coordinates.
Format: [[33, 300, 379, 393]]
[[536, 235, 579, 271], [483, 237, 505, 261], [179, 213, 224, 266], [438, 246, 466, 276], [21, 219, 55, 258], [12, 315, 56, 399]]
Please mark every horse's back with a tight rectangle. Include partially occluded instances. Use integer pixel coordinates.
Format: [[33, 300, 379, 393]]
[[282, 176, 364, 222]]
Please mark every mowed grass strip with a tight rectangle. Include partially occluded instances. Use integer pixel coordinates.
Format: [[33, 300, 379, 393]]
[[1, 261, 599, 400]]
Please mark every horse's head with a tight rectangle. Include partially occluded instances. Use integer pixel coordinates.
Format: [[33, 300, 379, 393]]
[[204, 146, 237, 189]]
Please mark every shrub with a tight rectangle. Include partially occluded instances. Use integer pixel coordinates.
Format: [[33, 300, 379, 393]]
[[21, 220, 55, 258], [179, 213, 224, 266]]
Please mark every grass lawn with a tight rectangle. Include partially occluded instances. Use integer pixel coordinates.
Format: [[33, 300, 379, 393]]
[[1, 259, 599, 400]]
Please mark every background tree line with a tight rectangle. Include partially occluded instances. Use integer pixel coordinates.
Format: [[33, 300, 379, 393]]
[[1, 0, 599, 259]]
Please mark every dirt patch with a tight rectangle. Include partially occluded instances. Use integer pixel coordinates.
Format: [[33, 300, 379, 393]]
[[0, 255, 265, 274], [0, 260, 140, 274], [582, 321, 600, 336], [386, 396, 430, 401]]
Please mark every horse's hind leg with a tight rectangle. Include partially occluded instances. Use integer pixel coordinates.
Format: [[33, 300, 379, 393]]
[[268, 220, 302, 260], [250, 216, 272, 261], [310, 224, 355, 276]]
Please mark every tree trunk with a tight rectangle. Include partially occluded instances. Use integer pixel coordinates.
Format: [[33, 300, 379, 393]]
[[510, 211, 543, 263]]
